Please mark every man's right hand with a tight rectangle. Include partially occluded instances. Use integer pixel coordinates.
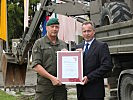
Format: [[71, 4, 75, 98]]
[[50, 76, 62, 86], [33, 64, 62, 86]]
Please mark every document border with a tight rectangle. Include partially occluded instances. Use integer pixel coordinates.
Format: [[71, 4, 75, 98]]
[[57, 51, 83, 84]]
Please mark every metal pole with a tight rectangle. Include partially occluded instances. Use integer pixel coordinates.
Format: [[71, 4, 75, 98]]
[[6, 0, 8, 52], [0, 39, 3, 71], [27, 51, 30, 69]]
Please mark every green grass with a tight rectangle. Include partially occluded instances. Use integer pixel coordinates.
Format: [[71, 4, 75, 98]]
[[0, 90, 17, 100], [0, 90, 34, 100]]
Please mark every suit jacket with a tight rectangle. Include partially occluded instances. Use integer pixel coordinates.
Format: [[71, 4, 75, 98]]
[[76, 39, 113, 98]]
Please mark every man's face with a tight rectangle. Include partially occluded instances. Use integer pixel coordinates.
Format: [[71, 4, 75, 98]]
[[82, 24, 95, 41], [46, 24, 59, 37]]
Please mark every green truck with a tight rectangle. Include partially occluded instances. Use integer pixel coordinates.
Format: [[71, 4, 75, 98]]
[[96, 19, 133, 100]]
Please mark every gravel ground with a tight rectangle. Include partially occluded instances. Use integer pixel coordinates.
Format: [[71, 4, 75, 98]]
[[67, 85, 110, 100]]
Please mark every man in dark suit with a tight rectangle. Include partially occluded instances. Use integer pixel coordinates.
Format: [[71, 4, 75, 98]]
[[76, 21, 113, 100]]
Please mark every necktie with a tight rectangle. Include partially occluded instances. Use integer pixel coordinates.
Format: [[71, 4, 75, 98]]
[[84, 43, 89, 56]]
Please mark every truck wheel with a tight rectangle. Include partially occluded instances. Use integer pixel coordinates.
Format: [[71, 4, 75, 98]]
[[100, 2, 132, 26], [120, 75, 133, 100]]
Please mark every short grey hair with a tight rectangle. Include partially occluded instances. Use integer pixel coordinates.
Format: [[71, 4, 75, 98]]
[[82, 21, 95, 29]]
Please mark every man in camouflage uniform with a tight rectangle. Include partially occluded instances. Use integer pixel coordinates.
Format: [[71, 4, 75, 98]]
[[31, 18, 68, 100]]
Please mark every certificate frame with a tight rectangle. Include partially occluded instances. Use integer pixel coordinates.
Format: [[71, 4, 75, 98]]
[[57, 51, 83, 84]]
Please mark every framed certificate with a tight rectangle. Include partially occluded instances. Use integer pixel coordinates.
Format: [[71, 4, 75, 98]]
[[57, 51, 83, 84]]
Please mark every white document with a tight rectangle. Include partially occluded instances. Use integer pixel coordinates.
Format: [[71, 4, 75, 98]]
[[62, 56, 78, 78]]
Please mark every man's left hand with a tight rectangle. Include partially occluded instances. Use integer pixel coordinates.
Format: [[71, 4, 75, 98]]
[[82, 76, 89, 85]]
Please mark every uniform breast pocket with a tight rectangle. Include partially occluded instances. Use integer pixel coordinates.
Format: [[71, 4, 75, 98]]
[[41, 47, 52, 64]]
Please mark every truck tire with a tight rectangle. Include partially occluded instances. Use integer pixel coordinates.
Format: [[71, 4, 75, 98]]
[[119, 75, 133, 100], [100, 2, 132, 26]]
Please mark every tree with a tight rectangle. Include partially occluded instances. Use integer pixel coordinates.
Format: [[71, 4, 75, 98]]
[[7, 0, 40, 47]]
